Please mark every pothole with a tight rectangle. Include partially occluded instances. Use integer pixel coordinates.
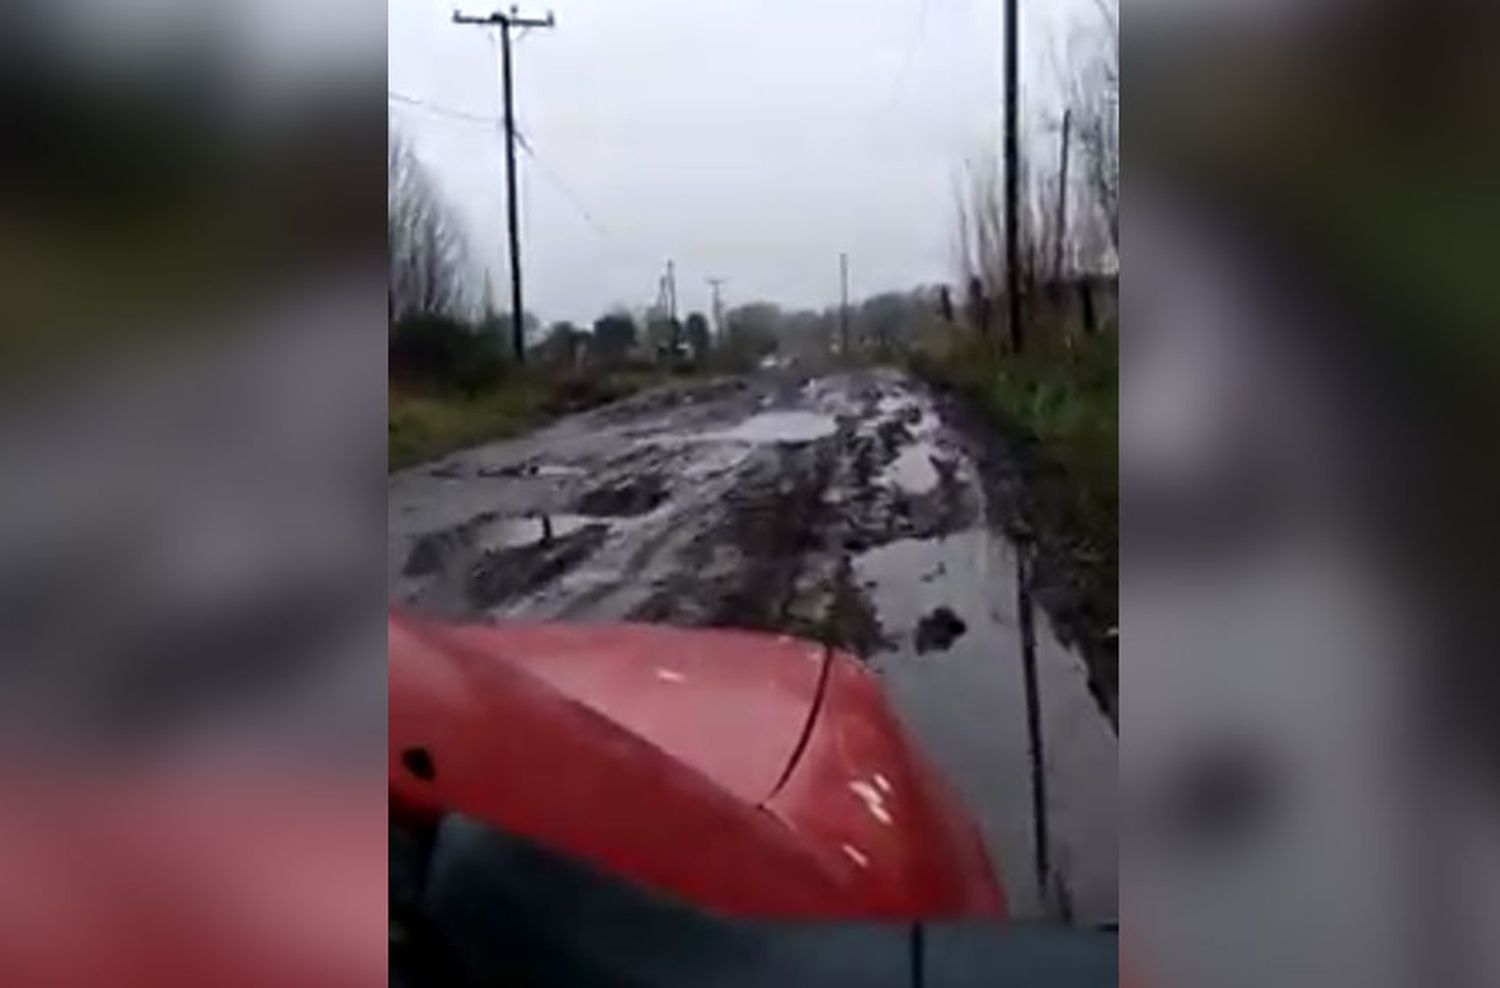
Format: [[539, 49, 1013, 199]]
[[468, 524, 611, 607], [575, 474, 670, 517], [402, 512, 498, 576]]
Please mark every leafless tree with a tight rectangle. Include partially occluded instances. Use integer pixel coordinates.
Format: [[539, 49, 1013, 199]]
[[1069, 0, 1118, 256], [388, 128, 475, 322], [954, 149, 1050, 340]]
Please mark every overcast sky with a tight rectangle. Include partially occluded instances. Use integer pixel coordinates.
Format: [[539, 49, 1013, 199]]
[[389, 0, 1101, 326]]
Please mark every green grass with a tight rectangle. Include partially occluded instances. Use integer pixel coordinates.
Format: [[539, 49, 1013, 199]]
[[979, 333, 1118, 528], [917, 328, 1117, 523], [389, 382, 548, 471], [388, 368, 679, 471]]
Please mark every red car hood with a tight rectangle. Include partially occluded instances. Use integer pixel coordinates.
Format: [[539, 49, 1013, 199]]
[[390, 610, 1003, 919], [408, 617, 826, 805]]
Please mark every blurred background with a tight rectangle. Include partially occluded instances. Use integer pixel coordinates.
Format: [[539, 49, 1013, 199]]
[[0, 1, 387, 984], [1126, 1, 1500, 986]]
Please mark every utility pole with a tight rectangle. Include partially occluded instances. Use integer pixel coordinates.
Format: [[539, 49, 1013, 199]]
[[665, 259, 680, 351], [839, 252, 850, 359], [453, 6, 556, 365], [1003, 0, 1023, 354], [1052, 108, 1072, 282], [706, 277, 726, 341]]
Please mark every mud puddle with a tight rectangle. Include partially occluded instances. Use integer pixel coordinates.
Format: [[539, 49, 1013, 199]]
[[575, 475, 670, 517], [882, 443, 943, 495], [855, 529, 1118, 924], [696, 410, 838, 445]]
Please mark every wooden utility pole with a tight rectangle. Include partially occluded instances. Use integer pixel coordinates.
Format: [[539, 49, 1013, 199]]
[[453, 7, 556, 365], [665, 259, 680, 351], [707, 277, 726, 341], [839, 252, 850, 358], [1053, 108, 1072, 282], [1003, 0, 1023, 354]]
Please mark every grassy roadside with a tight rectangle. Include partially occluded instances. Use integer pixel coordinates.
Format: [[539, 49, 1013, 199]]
[[911, 326, 1119, 722], [388, 369, 665, 472]]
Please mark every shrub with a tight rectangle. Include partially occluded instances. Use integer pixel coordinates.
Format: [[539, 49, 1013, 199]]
[[389, 314, 508, 394]]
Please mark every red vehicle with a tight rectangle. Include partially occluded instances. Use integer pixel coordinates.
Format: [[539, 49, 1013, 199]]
[[390, 610, 1117, 986]]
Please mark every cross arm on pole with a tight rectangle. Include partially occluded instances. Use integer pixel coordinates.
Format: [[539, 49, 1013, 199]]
[[452, 10, 554, 28]]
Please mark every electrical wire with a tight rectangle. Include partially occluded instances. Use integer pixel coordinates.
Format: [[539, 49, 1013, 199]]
[[389, 88, 663, 275], [387, 91, 499, 126], [514, 125, 631, 252]]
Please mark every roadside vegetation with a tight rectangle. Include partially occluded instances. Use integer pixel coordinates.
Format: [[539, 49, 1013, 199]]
[[912, 0, 1119, 718], [387, 312, 674, 470], [911, 309, 1118, 719], [914, 316, 1116, 537]]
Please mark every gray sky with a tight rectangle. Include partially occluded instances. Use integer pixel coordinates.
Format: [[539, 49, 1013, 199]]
[[389, 0, 1099, 326]]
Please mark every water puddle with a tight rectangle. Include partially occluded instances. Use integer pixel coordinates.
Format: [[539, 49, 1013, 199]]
[[490, 514, 599, 547], [695, 411, 838, 445], [476, 461, 586, 479], [401, 513, 605, 576], [853, 529, 1118, 924], [882, 443, 942, 495]]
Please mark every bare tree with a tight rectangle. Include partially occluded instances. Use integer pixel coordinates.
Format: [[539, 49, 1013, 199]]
[[955, 149, 1049, 343], [1070, 0, 1118, 256], [388, 128, 475, 322]]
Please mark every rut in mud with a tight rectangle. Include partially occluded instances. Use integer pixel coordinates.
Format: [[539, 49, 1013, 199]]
[[388, 368, 1118, 925]]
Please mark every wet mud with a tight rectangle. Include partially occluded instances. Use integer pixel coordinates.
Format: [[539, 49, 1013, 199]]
[[388, 368, 1117, 924]]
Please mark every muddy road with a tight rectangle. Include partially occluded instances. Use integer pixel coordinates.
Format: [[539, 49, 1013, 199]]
[[389, 368, 1116, 923]]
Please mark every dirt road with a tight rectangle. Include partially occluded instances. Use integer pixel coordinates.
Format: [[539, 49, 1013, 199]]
[[388, 368, 1116, 923]]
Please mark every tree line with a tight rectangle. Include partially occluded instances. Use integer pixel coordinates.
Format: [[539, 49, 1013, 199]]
[[389, 128, 954, 388]]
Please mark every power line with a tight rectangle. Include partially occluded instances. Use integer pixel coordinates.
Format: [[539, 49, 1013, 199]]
[[513, 128, 614, 244], [388, 91, 499, 126], [388, 88, 648, 268]]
